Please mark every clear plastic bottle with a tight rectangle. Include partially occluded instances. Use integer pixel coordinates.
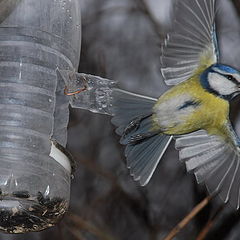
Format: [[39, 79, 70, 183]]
[[0, 0, 81, 233]]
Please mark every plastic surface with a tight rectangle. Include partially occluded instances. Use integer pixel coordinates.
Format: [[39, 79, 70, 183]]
[[0, 0, 81, 233], [59, 70, 117, 115]]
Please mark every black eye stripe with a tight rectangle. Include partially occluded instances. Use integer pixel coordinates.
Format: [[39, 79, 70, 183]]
[[211, 69, 239, 84], [225, 75, 239, 85]]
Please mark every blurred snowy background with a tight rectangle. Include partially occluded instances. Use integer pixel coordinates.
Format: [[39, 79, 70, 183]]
[[2, 0, 240, 239]]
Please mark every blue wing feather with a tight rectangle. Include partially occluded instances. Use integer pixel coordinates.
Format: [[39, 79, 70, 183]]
[[175, 123, 240, 209]]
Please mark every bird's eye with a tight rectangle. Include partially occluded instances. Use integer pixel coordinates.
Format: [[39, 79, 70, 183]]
[[227, 75, 233, 80]]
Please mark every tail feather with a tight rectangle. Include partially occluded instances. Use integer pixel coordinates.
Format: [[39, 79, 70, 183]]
[[111, 89, 172, 185], [127, 134, 172, 185], [120, 117, 153, 145], [111, 89, 157, 135]]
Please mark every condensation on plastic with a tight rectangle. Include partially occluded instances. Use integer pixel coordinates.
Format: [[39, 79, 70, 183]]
[[59, 70, 117, 115], [0, 0, 81, 233]]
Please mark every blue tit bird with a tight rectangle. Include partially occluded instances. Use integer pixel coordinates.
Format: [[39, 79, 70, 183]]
[[111, 0, 240, 209]]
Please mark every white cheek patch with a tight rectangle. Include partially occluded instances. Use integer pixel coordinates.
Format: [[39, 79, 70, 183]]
[[208, 72, 237, 96], [212, 67, 240, 82]]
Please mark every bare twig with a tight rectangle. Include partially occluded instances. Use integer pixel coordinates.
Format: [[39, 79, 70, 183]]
[[136, 0, 165, 39], [162, 195, 214, 240], [65, 224, 86, 240], [232, 0, 240, 17], [65, 213, 117, 240], [82, 6, 138, 27], [76, 156, 118, 184], [196, 205, 225, 240]]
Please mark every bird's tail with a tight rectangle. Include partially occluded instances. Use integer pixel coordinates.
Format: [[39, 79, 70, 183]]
[[111, 89, 172, 185]]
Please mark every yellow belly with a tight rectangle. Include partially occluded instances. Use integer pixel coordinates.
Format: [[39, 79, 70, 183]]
[[152, 76, 229, 135]]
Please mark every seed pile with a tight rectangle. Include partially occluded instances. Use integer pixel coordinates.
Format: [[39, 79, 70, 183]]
[[0, 190, 68, 233]]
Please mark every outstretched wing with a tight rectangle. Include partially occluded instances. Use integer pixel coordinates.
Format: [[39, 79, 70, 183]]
[[175, 123, 240, 209], [161, 0, 219, 85]]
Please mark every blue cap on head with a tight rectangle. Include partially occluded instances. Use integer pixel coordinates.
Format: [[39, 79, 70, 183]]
[[213, 64, 239, 74], [200, 63, 240, 101]]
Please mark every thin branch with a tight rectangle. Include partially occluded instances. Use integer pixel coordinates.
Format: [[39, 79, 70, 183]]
[[196, 205, 225, 240], [162, 195, 214, 240], [137, 0, 165, 40], [65, 213, 117, 240], [232, 0, 240, 17], [76, 156, 118, 185], [65, 224, 86, 240], [82, 6, 138, 27]]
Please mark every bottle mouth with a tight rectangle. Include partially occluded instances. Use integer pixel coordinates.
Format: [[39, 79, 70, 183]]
[[0, 192, 68, 233]]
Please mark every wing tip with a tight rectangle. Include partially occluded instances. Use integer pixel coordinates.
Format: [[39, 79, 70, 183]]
[[160, 0, 218, 85]]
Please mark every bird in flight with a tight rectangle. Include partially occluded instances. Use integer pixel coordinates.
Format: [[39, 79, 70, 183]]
[[111, 0, 240, 209]]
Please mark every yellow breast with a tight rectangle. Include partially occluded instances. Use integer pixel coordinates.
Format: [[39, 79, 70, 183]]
[[152, 75, 229, 135]]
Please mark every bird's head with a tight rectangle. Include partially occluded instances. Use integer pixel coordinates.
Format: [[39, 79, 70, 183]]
[[200, 64, 240, 100]]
